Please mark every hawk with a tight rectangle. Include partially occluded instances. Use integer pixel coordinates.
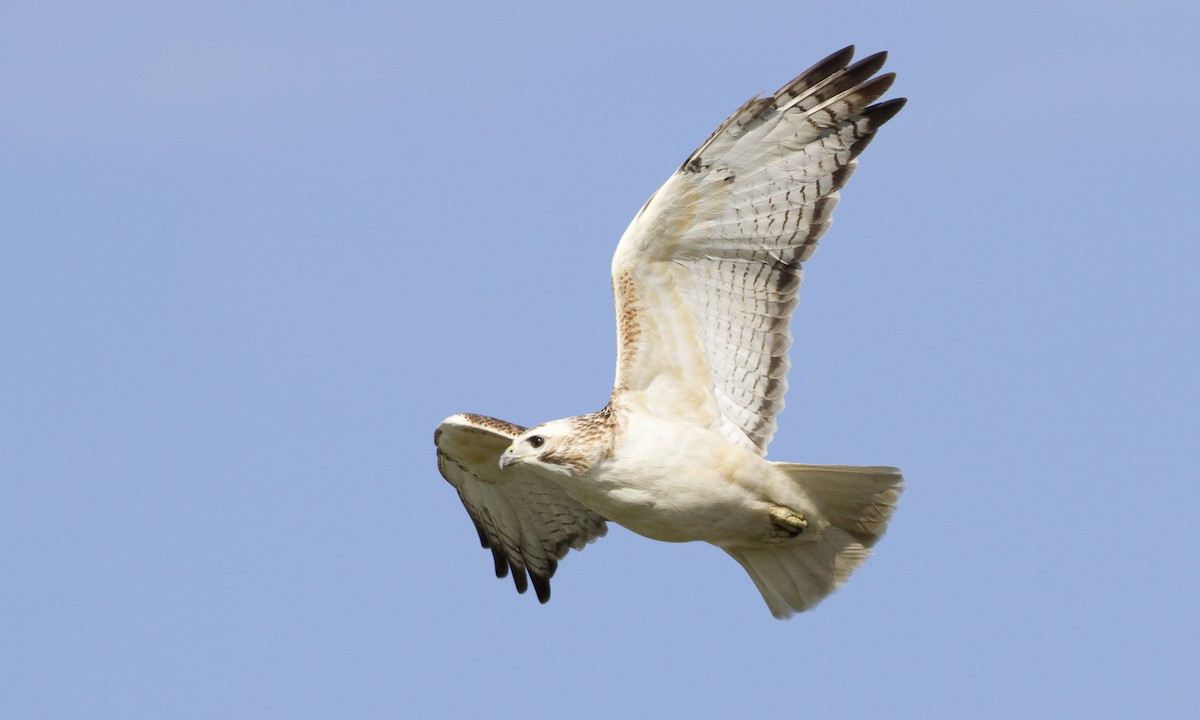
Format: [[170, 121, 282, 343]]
[[434, 46, 905, 618]]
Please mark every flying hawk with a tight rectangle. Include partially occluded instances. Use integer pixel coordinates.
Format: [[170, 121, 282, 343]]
[[434, 46, 905, 618]]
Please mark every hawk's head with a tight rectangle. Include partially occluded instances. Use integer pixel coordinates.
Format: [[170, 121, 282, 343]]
[[499, 412, 614, 476]]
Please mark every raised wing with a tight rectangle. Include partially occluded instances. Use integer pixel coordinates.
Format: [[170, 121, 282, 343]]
[[434, 413, 608, 602], [610, 47, 905, 454]]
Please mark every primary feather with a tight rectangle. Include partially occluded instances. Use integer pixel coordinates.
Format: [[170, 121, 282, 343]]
[[611, 47, 905, 452]]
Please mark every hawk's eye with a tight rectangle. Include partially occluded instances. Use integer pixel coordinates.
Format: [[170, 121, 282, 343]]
[[528, 435, 545, 449]]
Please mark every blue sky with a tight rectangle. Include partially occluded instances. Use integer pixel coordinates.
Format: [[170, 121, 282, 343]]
[[3, 1, 1199, 717]]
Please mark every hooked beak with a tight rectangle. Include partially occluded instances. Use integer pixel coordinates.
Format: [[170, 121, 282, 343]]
[[498, 446, 519, 470]]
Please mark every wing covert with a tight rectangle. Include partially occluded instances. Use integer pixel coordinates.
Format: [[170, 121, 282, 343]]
[[610, 47, 905, 454], [434, 413, 608, 603]]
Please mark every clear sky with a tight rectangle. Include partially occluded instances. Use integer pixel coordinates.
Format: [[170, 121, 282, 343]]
[[3, 1, 1198, 717]]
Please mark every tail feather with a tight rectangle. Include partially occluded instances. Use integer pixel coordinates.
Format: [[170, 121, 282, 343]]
[[785, 463, 903, 545], [723, 463, 903, 619]]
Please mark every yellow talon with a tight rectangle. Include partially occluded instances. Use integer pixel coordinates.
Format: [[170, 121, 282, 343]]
[[769, 506, 808, 538]]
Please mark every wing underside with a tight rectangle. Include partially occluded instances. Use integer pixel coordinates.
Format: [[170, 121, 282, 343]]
[[610, 46, 905, 454], [434, 413, 608, 602]]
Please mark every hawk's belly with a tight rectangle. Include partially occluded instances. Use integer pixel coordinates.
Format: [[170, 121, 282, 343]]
[[557, 415, 792, 544]]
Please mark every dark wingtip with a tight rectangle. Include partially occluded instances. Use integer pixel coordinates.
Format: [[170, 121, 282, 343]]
[[510, 564, 530, 594], [801, 45, 856, 82], [853, 72, 897, 108], [866, 96, 908, 126], [467, 513, 511, 580], [846, 50, 888, 79], [531, 556, 557, 603], [846, 97, 907, 159], [531, 573, 552, 604], [489, 546, 508, 579]]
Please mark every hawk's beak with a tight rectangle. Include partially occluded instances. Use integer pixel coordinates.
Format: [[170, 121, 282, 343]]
[[499, 447, 519, 470]]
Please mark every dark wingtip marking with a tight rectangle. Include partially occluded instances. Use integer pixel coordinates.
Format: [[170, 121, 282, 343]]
[[847, 97, 907, 159], [830, 163, 856, 189], [822, 53, 890, 103], [531, 573, 552, 604], [847, 50, 888, 78], [777, 46, 856, 100], [490, 547, 508, 578], [813, 45, 856, 75], [510, 563, 529, 594], [466, 511, 512, 581], [850, 72, 897, 109], [866, 97, 907, 126], [847, 132, 878, 159]]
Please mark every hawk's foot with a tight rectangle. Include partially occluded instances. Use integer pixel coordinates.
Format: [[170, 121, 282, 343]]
[[767, 506, 808, 541]]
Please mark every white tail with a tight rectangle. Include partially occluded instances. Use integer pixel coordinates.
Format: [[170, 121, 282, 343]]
[[722, 464, 903, 618]]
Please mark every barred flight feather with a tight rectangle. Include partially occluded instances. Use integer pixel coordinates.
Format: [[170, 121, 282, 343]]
[[612, 47, 906, 452]]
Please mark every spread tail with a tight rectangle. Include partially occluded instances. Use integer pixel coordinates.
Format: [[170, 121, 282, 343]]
[[723, 464, 903, 619]]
